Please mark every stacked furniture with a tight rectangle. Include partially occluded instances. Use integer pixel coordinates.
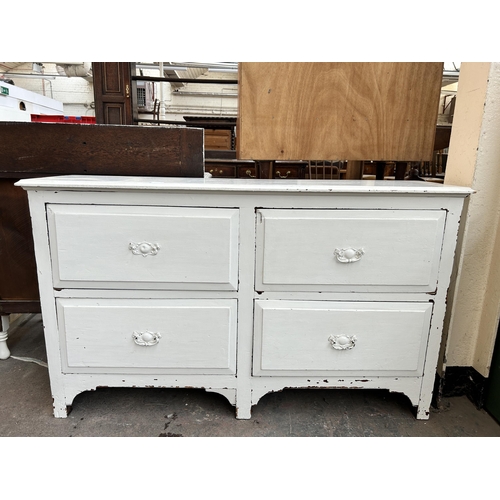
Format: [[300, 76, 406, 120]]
[[0, 122, 204, 359], [8, 63, 471, 420]]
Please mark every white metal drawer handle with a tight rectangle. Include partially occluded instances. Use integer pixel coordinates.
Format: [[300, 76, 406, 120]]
[[334, 248, 364, 263], [129, 241, 160, 257], [328, 335, 357, 350], [132, 330, 161, 346]]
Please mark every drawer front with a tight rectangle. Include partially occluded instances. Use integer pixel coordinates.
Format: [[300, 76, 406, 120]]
[[253, 300, 433, 376], [57, 298, 237, 374], [47, 205, 239, 290], [272, 165, 305, 179], [238, 166, 258, 178], [256, 209, 446, 292], [205, 165, 237, 177]]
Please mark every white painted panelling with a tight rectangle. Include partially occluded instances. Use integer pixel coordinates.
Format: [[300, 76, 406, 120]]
[[57, 298, 237, 374], [47, 205, 239, 290], [256, 209, 446, 292], [253, 300, 433, 376], [0, 107, 31, 121]]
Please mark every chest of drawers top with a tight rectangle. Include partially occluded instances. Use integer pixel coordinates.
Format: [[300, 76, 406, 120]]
[[17, 175, 473, 197]]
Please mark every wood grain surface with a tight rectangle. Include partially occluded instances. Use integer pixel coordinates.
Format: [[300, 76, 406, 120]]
[[0, 122, 204, 310], [0, 122, 204, 177], [238, 62, 443, 161], [0, 179, 39, 306]]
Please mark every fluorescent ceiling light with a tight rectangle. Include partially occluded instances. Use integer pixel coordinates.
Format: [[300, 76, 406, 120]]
[[163, 66, 188, 72], [136, 64, 189, 72], [1, 73, 56, 80], [207, 68, 238, 73]]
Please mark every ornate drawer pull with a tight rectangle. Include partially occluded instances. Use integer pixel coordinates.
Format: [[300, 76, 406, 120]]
[[328, 335, 357, 350], [129, 241, 160, 257], [133, 330, 161, 346], [275, 170, 291, 179], [245, 169, 256, 178], [334, 248, 364, 263]]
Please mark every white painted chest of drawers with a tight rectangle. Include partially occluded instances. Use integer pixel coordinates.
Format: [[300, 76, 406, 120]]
[[17, 175, 472, 419]]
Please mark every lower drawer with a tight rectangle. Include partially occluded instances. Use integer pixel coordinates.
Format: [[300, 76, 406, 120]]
[[253, 300, 433, 376], [56, 298, 237, 374]]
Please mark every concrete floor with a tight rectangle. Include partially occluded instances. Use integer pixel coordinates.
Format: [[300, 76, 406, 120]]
[[2, 313, 500, 437]]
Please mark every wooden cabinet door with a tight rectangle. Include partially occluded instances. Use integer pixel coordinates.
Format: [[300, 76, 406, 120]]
[[92, 62, 133, 124]]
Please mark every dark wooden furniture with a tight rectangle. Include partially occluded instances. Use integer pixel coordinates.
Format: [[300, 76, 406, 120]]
[[205, 129, 232, 150], [205, 158, 308, 179], [434, 125, 452, 152], [183, 117, 237, 152], [205, 148, 309, 179], [205, 159, 257, 178], [0, 122, 204, 358], [92, 62, 134, 125]]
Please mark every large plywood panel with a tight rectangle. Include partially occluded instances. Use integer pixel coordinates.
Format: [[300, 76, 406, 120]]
[[238, 62, 443, 161]]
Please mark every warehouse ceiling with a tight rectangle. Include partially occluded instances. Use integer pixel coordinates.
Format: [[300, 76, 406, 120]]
[[1, 62, 459, 82], [0, 62, 24, 72], [0, 62, 460, 107]]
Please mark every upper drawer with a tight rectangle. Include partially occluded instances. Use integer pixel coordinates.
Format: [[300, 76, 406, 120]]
[[256, 209, 446, 292], [47, 205, 239, 290]]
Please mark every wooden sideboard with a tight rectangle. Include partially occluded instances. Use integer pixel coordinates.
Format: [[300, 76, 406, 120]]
[[205, 159, 309, 179]]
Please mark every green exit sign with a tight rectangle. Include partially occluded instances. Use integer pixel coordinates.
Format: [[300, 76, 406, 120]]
[[1, 86, 9, 96]]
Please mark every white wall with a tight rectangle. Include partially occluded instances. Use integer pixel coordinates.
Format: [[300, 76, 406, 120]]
[[444, 62, 500, 376], [135, 65, 237, 123], [4, 63, 95, 117], [4, 62, 237, 124], [169, 71, 238, 119]]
